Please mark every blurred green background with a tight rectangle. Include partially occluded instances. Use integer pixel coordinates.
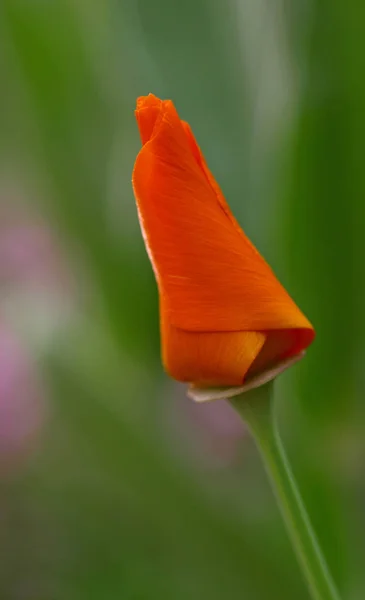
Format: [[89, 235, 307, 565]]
[[0, 1, 363, 598]]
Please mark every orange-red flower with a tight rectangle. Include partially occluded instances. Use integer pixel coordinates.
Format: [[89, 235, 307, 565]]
[[132, 94, 315, 388]]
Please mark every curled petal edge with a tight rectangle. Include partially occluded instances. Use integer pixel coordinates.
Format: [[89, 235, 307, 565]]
[[187, 352, 305, 402]]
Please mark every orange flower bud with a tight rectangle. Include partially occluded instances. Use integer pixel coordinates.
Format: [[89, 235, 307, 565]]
[[132, 94, 315, 388]]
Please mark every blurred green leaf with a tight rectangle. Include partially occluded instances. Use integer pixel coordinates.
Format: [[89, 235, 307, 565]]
[[1, 0, 159, 362], [281, 1, 359, 423]]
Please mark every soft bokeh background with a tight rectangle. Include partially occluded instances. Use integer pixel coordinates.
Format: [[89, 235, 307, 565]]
[[0, 1, 363, 598]]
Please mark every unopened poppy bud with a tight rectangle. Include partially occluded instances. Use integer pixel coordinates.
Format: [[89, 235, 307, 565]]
[[132, 94, 314, 393]]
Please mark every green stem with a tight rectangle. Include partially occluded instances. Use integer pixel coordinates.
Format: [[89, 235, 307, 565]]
[[230, 382, 341, 600]]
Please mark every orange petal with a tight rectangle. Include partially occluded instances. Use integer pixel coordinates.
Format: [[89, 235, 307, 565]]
[[133, 95, 315, 381], [161, 310, 266, 386], [135, 94, 163, 145]]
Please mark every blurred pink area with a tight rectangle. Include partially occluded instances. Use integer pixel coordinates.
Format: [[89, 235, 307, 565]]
[[0, 198, 71, 473], [0, 197, 75, 352], [0, 327, 45, 473], [0, 205, 71, 291]]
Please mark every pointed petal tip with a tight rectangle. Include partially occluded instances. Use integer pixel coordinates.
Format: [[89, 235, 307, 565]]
[[135, 96, 163, 145], [136, 93, 159, 109]]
